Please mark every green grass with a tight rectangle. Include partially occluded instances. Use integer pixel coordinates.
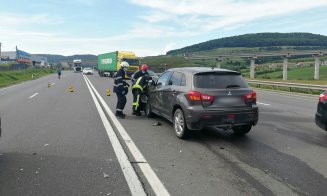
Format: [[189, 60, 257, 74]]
[[242, 66, 327, 85], [0, 68, 55, 88], [140, 55, 212, 72]]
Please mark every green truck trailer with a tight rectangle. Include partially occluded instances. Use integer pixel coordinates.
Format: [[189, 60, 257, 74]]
[[98, 51, 140, 77]]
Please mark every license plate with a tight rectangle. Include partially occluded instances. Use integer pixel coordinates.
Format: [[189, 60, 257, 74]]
[[218, 97, 241, 105]]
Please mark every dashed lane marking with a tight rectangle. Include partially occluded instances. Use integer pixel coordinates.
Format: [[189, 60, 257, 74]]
[[29, 93, 39, 99], [257, 102, 271, 106]]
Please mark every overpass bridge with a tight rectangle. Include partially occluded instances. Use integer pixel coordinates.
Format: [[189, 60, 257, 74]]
[[184, 50, 327, 80], [67, 60, 98, 67]]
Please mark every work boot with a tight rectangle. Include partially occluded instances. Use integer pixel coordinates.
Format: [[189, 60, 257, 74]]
[[116, 111, 125, 118], [116, 113, 126, 119], [135, 111, 142, 116], [132, 110, 137, 115]]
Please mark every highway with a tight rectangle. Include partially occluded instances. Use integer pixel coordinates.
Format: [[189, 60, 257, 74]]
[[1, 71, 327, 196]]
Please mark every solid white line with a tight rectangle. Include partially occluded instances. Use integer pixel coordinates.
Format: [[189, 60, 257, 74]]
[[84, 76, 170, 196], [51, 83, 55, 86], [83, 75, 146, 196], [29, 93, 39, 99], [257, 102, 270, 106]]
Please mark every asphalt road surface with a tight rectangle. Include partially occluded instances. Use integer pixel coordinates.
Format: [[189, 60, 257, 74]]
[[1, 71, 327, 196]]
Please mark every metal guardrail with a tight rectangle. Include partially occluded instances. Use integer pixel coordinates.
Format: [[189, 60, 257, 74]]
[[155, 72, 327, 92], [247, 80, 327, 91]]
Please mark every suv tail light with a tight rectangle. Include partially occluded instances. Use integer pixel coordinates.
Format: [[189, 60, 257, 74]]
[[244, 91, 256, 103], [188, 91, 214, 103], [319, 93, 327, 103]]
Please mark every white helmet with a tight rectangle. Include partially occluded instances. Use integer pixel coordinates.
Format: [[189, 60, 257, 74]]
[[120, 61, 130, 68]]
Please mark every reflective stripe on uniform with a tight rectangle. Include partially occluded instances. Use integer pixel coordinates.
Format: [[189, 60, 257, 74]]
[[134, 94, 140, 110], [116, 109, 123, 111], [131, 77, 144, 92], [132, 84, 143, 92]]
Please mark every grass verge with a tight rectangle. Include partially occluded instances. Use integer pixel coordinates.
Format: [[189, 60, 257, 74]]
[[0, 68, 55, 88]]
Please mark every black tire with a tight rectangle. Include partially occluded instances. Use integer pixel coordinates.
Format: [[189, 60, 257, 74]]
[[145, 101, 154, 118], [173, 108, 189, 139], [232, 125, 252, 135]]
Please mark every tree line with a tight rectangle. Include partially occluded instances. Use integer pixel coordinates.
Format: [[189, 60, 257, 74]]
[[167, 33, 327, 55]]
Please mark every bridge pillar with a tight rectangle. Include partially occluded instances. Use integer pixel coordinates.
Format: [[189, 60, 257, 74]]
[[282, 53, 290, 80], [250, 57, 256, 79], [283, 57, 288, 80], [314, 55, 321, 80], [215, 57, 222, 68]]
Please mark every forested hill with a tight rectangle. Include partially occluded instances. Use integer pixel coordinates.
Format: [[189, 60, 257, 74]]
[[166, 33, 327, 55], [35, 54, 97, 64]]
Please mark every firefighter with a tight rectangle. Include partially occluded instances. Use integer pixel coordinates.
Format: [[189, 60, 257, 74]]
[[131, 64, 149, 83], [131, 64, 149, 115], [131, 75, 151, 116], [113, 61, 130, 118]]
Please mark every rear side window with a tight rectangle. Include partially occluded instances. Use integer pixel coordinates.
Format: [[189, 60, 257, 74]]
[[194, 72, 248, 89], [169, 72, 185, 86]]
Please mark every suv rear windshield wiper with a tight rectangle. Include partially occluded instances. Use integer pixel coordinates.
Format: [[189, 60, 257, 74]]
[[225, 84, 240, 88]]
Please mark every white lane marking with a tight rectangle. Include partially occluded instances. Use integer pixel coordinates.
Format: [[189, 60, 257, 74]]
[[257, 102, 270, 106], [83, 75, 147, 196], [51, 83, 55, 86], [29, 93, 39, 99], [84, 75, 170, 196]]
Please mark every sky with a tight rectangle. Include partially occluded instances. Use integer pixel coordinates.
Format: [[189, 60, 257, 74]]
[[1, 0, 327, 57]]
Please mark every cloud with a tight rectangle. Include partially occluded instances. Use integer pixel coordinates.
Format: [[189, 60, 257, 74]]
[[129, 0, 327, 32], [0, 13, 65, 26], [2, 1, 327, 56]]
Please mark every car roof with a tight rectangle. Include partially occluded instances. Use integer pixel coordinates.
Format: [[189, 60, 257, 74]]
[[167, 67, 239, 75]]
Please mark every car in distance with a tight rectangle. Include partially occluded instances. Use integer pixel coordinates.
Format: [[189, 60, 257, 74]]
[[82, 68, 94, 75], [145, 67, 259, 139], [315, 91, 327, 131]]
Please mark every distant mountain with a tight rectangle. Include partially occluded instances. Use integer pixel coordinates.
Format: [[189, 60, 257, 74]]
[[167, 33, 327, 55], [34, 54, 97, 64]]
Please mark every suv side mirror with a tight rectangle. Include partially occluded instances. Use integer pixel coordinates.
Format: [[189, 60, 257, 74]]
[[148, 80, 155, 86], [156, 82, 162, 88]]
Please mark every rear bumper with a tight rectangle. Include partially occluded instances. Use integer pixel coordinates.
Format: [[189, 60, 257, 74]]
[[185, 106, 258, 130], [315, 112, 327, 131]]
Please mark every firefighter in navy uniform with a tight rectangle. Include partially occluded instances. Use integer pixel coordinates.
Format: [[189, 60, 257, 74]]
[[113, 61, 130, 118], [131, 75, 151, 116], [131, 64, 149, 83]]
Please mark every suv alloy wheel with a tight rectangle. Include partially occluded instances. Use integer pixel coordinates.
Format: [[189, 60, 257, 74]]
[[173, 109, 189, 139]]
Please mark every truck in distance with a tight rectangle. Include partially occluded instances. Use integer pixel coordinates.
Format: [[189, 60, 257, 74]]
[[73, 59, 82, 72], [98, 51, 139, 77]]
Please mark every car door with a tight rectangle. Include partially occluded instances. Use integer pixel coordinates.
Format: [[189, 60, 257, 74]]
[[162, 72, 184, 118], [150, 71, 172, 114]]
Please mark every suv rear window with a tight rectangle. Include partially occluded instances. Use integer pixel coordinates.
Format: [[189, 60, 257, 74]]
[[194, 72, 248, 89]]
